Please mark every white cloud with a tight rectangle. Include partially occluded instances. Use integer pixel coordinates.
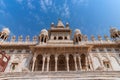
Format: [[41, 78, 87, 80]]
[[72, 0, 88, 6], [61, 2, 70, 18], [40, 0, 53, 12], [40, 0, 47, 11], [16, 0, 23, 4], [27, 0, 35, 9], [0, 0, 6, 8], [16, 0, 35, 10], [44, 0, 52, 6], [39, 0, 70, 18]]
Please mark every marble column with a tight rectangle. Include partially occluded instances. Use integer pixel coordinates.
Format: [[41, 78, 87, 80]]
[[42, 56, 45, 71], [55, 55, 58, 72], [47, 56, 50, 71], [32, 56, 36, 72], [74, 55, 78, 71], [89, 53, 95, 71], [66, 54, 69, 72], [78, 56, 82, 70]]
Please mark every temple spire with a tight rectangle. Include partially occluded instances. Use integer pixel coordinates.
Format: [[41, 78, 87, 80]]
[[57, 19, 64, 28]]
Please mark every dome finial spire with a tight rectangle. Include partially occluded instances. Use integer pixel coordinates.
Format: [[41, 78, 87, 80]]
[[57, 18, 64, 28]]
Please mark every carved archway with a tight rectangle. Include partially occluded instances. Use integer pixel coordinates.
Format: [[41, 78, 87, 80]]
[[49, 55, 55, 71], [35, 55, 43, 71], [69, 54, 75, 71], [58, 54, 66, 71], [81, 54, 86, 70]]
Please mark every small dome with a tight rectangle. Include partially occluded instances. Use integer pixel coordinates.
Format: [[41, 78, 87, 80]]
[[41, 29, 48, 35], [74, 29, 81, 34], [110, 27, 118, 33], [2, 28, 10, 35], [51, 22, 54, 25], [66, 22, 69, 25]]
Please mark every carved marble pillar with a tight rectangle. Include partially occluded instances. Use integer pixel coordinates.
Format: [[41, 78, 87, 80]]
[[89, 53, 95, 71], [42, 56, 45, 72], [32, 55, 36, 72], [55, 55, 58, 72], [78, 56, 82, 70], [66, 54, 69, 72], [87, 55, 93, 71], [47, 56, 50, 71], [74, 55, 78, 71]]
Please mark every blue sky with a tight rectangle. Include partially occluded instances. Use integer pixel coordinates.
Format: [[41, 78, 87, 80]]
[[0, 0, 120, 40]]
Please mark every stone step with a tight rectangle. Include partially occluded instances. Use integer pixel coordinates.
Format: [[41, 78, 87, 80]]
[[0, 71, 120, 80]]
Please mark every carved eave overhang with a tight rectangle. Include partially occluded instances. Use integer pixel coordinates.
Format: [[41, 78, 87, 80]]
[[48, 28, 72, 34], [0, 44, 36, 49], [30, 45, 92, 54]]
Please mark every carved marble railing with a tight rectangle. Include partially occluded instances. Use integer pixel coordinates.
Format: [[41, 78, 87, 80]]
[[1, 35, 118, 46]]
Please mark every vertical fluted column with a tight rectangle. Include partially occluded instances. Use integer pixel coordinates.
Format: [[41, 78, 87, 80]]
[[32, 55, 36, 72], [47, 56, 50, 72], [74, 55, 78, 71], [55, 55, 58, 72], [78, 56, 82, 70], [66, 54, 69, 72], [42, 56, 45, 71]]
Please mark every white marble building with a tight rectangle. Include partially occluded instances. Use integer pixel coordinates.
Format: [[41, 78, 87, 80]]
[[0, 19, 120, 80]]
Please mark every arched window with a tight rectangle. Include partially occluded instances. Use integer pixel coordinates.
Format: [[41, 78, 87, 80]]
[[69, 54, 75, 71], [58, 55, 66, 71], [41, 37, 44, 42], [76, 38, 78, 43], [35, 55, 43, 71], [79, 37, 81, 41], [64, 36, 67, 40], [54, 36, 57, 40], [58, 36, 63, 40], [44, 38, 46, 43], [49, 55, 55, 71], [81, 54, 86, 70]]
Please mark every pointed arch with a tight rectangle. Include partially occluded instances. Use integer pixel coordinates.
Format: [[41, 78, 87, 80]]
[[69, 54, 75, 71], [81, 54, 86, 70], [35, 55, 43, 71], [49, 55, 55, 71]]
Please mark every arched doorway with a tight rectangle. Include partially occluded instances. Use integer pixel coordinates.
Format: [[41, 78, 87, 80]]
[[69, 54, 75, 71], [81, 54, 86, 70], [58, 55, 66, 71], [49, 55, 55, 71], [35, 55, 43, 71]]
